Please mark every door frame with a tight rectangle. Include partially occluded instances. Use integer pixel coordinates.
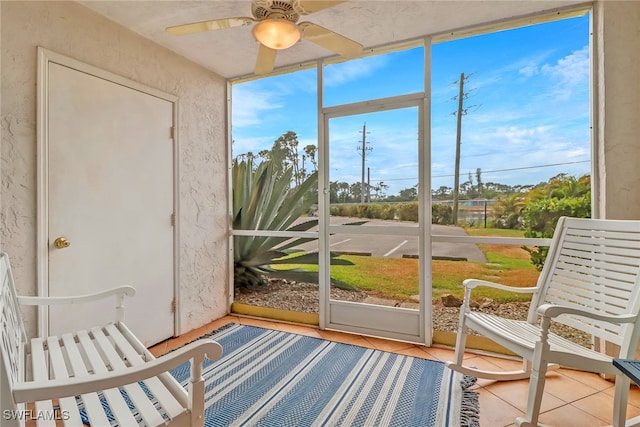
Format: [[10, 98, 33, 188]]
[[36, 47, 181, 338], [319, 92, 432, 344]]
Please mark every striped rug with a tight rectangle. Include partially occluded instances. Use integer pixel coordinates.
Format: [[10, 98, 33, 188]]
[[170, 323, 479, 427]]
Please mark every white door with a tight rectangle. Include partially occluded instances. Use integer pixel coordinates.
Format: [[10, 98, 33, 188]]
[[43, 59, 175, 346], [321, 94, 431, 344]]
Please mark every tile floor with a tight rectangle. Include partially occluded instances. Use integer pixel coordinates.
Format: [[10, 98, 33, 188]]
[[150, 315, 640, 427]]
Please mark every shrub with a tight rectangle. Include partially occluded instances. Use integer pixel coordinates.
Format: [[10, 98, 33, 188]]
[[432, 203, 452, 225], [522, 193, 591, 270], [396, 202, 419, 222], [380, 204, 397, 220]]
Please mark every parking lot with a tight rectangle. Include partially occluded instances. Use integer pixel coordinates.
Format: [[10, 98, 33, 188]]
[[295, 219, 487, 262]]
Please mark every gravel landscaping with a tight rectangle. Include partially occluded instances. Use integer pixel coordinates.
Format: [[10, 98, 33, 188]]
[[235, 279, 592, 348]]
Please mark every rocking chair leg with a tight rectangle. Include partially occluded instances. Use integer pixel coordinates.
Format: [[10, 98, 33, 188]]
[[516, 344, 549, 427], [453, 324, 468, 365], [612, 375, 629, 427], [453, 290, 472, 366]]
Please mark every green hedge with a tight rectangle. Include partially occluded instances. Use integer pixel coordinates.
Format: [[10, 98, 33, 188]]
[[330, 202, 452, 224]]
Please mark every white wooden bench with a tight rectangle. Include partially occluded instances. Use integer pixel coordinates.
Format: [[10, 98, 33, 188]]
[[447, 217, 640, 427], [0, 253, 223, 426]]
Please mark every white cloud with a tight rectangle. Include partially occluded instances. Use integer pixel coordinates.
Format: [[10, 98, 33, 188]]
[[231, 84, 283, 127], [516, 47, 589, 89], [486, 125, 555, 146], [511, 45, 590, 101], [232, 135, 275, 157], [519, 63, 539, 77], [323, 55, 389, 87], [541, 45, 589, 87]]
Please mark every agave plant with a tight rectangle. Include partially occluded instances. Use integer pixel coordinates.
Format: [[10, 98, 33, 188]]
[[232, 157, 357, 290]]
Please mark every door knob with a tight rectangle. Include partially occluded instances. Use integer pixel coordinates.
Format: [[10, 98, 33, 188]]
[[53, 237, 70, 249]]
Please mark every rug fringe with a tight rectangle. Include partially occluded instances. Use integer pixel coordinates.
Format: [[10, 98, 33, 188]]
[[460, 375, 480, 427]]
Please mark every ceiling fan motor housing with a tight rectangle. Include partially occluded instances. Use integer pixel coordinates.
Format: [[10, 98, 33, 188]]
[[252, 0, 301, 23]]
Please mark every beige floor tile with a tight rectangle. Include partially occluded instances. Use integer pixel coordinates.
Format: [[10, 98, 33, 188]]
[[395, 345, 437, 359], [601, 384, 640, 421], [419, 345, 457, 362], [603, 382, 640, 408], [626, 384, 640, 407], [543, 371, 602, 403], [147, 340, 167, 357], [571, 390, 640, 425], [559, 368, 616, 392], [235, 316, 279, 328], [316, 329, 371, 347], [268, 322, 323, 338], [483, 378, 566, 413], [538, 403, 609, 427], [476, 387, 524, 427], [361, 336, 417, 353], [457, 355, 528, 389]]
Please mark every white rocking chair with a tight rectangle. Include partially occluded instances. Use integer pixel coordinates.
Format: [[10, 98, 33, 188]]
[[447, 217, 640, 427]]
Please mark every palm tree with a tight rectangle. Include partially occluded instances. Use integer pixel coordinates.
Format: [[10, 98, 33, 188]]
[[492, 193, 527, 229]]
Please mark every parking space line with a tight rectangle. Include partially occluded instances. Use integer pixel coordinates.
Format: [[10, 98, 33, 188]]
[[330, 238, 351, 247], [384, 240, 408, 257]]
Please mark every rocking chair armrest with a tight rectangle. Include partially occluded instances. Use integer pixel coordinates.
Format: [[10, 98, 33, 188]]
[[537, 303, 638, 324], [462, 279, 539, 294], [17, 285, 136, 306], [12, 339, 222, 403]]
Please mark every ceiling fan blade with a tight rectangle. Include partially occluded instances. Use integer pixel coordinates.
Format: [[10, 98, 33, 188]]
[[299, 22, 363, 59], [166, 17, 254, 36], [255, 44, 278, 75], [298, 0, 348, 14]]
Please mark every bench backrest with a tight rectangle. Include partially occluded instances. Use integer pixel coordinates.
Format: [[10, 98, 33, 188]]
[[0, 253, 27, 412], [530, 217, 640, 354]]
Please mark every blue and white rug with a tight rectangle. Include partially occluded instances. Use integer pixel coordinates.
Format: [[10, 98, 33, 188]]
[[170, 323, 479, 427]]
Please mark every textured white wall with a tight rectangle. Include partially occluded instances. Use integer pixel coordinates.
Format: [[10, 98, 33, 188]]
[[0, 1, 228, 337], [595, 1, 640, 220]]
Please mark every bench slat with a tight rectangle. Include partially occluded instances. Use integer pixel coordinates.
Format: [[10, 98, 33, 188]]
[[91, 325, 185, 421], [103, 324, 189, 418], [102, 324, 187, 419], [76, 329, 166, 426], [30, 338, 56, 427], [60, 333, 140, 426], [58, 333, 111, 427], [117, 322, 190, 409], [44, 336, 84, 426]]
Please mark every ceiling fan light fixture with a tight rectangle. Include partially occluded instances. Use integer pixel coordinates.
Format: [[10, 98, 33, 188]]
[[252, 18, 300, 50]]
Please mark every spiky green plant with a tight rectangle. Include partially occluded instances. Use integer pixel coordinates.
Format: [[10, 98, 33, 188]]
[[232, 157, 356, 290]]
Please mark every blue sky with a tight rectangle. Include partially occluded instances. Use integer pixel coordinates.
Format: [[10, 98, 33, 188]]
[[232, 14, 590, 197]]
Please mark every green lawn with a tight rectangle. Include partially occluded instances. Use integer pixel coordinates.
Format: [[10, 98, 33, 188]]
[[276, 227, 539, 303]]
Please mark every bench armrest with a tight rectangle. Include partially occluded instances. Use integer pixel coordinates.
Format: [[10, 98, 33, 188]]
[[461, 279, 539, 306], [12, 338, 222, 403], [537, 303, 638, 324], [17, 285, 136, 306], [463, 278, 539, 294]]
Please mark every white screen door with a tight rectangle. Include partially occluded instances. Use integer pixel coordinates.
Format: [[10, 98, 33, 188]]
[[321, 94, 431, 343]]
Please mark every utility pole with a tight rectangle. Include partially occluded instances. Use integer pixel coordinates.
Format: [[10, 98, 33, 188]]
[[367, 167, 371, 202], [357, 123, 372, 203], [452, 73, 465, 225], [451, 72, 477, 225]]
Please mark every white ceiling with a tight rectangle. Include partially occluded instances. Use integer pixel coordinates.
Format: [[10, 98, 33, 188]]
[[80, 0, 587, 80]]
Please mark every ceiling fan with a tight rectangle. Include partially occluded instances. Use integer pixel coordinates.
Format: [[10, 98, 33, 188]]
[[166, 0, 363, 75]]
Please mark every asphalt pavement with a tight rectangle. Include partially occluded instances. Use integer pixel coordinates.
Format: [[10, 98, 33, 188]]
[[294, 218, 487, 262]]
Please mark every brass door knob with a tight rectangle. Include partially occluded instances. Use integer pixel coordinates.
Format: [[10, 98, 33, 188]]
[[53, 237, 70, 249]]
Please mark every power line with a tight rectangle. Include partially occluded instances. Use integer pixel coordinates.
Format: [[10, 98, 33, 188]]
[[371, 159, 590, 182], [433, 160, 590, 178]]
